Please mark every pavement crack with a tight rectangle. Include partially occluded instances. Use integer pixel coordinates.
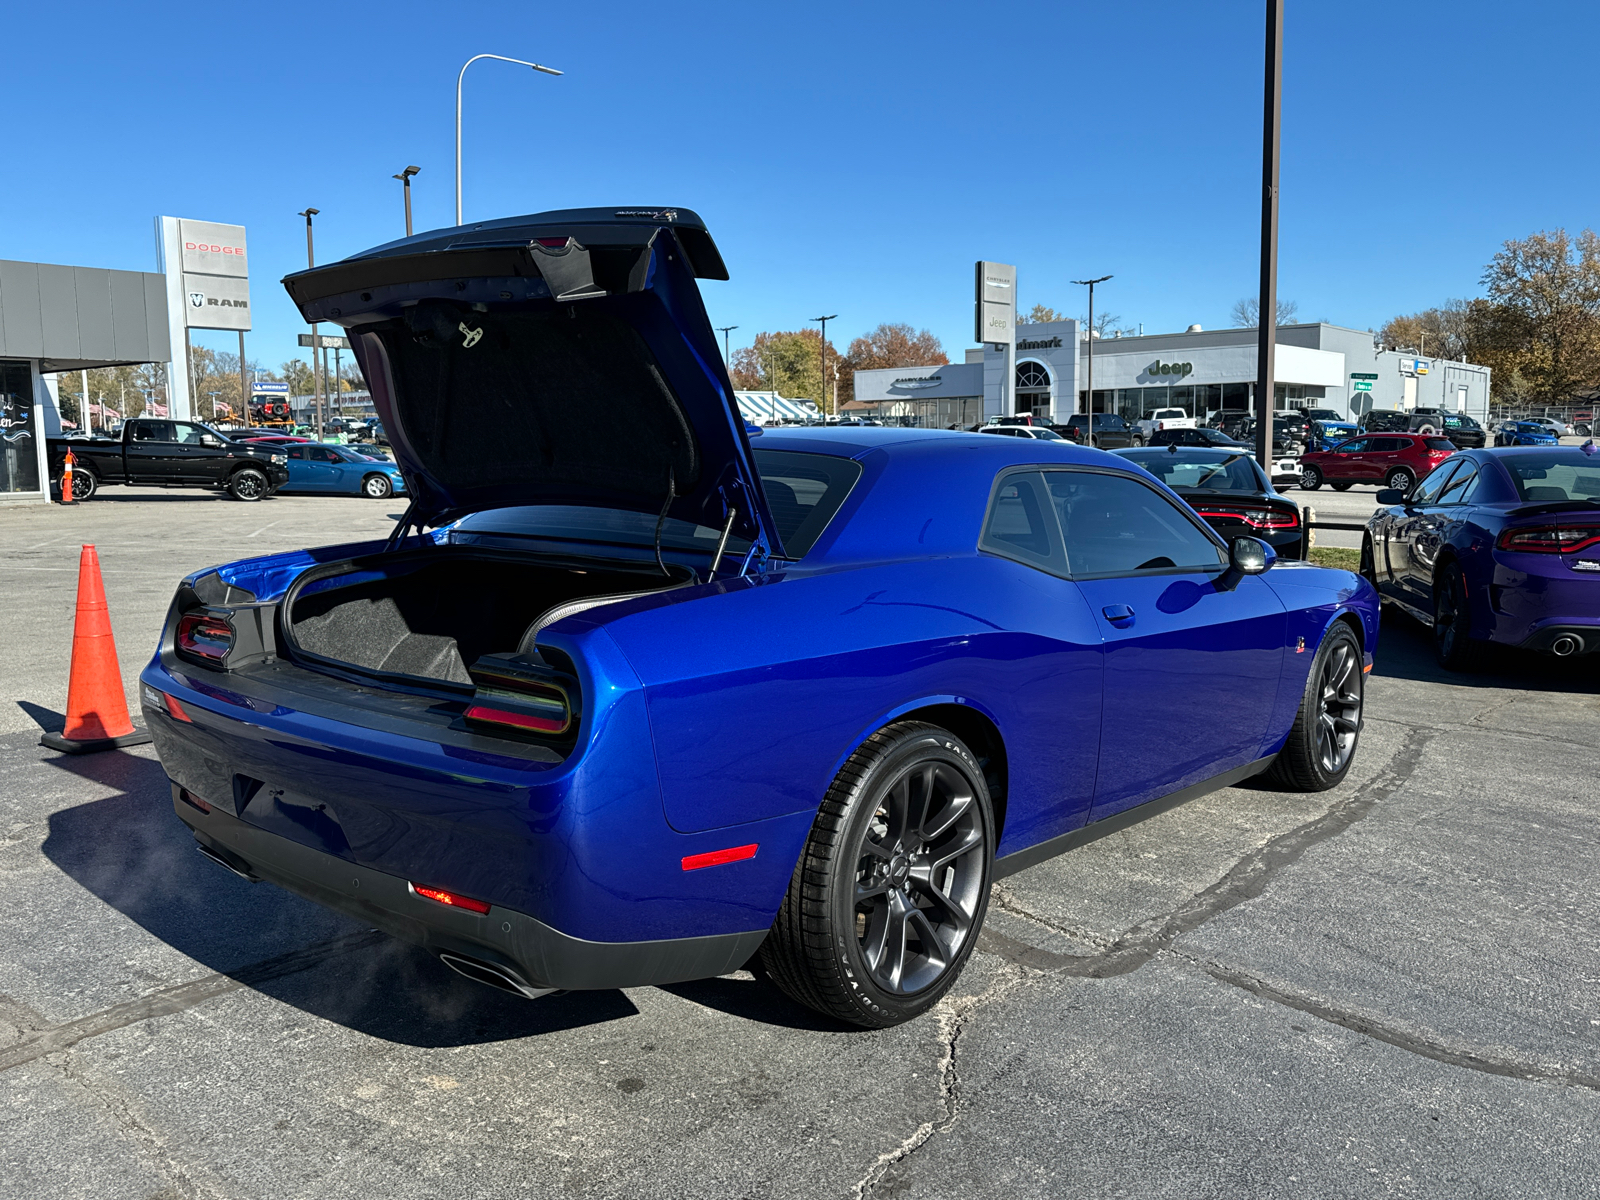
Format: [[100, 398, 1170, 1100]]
[[978, 728, 1433, 979], [0, 928, 385, 1073], [851, 966, 1027, 1200], [988, 884, 1115, 949], [1205, 961, 1600, 1093]]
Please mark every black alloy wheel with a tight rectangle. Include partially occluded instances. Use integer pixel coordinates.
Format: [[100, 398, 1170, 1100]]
[[761, 722, 994, 1028], [69, 469, 97, 501], [362, 473, 393, 499], [1432, 560, 1479, 671], [228, 467, 268, 502], [1264, 622, 1364, 792], [1300, 465, 1323, 490], [1385, 467, 1416, 493]]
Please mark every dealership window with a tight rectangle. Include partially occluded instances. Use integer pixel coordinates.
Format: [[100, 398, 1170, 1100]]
[[0, 361, 41, 494], [1222, 382, 1251, 410]]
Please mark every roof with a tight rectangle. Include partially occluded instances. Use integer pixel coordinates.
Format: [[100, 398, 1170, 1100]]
[[756, 424, 1110, 464], [0, 259, 170, 370]]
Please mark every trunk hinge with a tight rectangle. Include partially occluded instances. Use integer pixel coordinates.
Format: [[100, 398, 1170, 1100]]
[[385, 501, 424, 551]]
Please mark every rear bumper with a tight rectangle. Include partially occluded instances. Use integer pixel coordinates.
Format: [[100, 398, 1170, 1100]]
[[175, 786, 766, 991]]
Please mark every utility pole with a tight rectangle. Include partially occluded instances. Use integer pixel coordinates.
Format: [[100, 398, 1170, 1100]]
[[812, 314, 837, 415], [393, 165, 420, 236], [238, 330, 248, 428], [298, 209, 322, 440], [716, 325, 738, 369], [1254, 0, 1284, 476], [1072, 276, 1112, 416]]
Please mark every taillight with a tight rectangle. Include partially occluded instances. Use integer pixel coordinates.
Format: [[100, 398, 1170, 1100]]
[[1497, 526, 1600, 554], [465, 652, 580, 740], [177, 612, 234, 663], [1193, 505, 1299, 530], [409, 883, 491, 914]]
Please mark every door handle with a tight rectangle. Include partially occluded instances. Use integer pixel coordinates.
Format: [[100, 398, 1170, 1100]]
[[1102, 604, 1135, 625]]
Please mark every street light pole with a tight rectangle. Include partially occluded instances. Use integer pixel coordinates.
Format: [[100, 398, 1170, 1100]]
[[716, 325, 738, 369], [456, 54, 563, 225], [1071, 275, 1112, 417], [812, 314, 837, 416], [393, 165, 420, 236], [298, 208, 322, 440], [1255, 0, 1284, 475]]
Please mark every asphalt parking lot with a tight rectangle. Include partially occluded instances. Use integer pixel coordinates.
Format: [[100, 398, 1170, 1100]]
[[3, 489, 1598, 1199]]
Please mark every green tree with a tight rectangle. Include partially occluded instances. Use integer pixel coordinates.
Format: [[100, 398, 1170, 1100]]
[[730, 330, 839, 410], [1479, 228, 1600, 401], [279, 359, 315, 396], [1018, 304, 1067, 325]]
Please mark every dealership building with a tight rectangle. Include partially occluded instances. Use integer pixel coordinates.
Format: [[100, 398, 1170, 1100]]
[[852, 320, 1493, 427]]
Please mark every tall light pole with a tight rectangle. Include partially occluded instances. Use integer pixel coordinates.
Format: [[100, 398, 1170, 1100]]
[[1255, 0, 1284, 474], [812, 314, 837, 415], [457, 54, 562, 225], [1072, 275, 1112, 416], [716, 325, 738, 369], [393, 165, 420, 236], [298, 208, 322, 440]]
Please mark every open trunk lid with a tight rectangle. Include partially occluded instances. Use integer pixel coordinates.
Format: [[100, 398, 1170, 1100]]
[[282, 207, 778, 554]]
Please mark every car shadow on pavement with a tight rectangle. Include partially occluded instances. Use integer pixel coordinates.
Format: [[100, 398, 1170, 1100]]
[[659, 973, 852, 1033], [38, 747, 639, 1047], [1371, 608, 1600, 694]]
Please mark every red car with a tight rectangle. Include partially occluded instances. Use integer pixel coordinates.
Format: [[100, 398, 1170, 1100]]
[[1298, 432, 1455, 493]]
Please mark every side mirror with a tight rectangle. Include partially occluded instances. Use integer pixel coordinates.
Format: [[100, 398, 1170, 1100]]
[[1215, 537, 1275, 592], [201, 435, 222, 447], [1376, 488, 1406, 505]]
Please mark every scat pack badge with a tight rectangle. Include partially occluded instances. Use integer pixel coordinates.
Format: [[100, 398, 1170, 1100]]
[[459, 322, 483, 349]]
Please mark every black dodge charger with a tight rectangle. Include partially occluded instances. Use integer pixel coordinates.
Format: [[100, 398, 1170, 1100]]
[[1116, 445, 1305, 560]]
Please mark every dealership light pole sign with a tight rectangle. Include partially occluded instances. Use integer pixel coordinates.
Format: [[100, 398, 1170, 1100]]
[[157, 217, 251, 421]]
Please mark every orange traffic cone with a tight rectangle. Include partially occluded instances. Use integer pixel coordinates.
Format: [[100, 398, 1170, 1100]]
[[41, 545, 152, 754]]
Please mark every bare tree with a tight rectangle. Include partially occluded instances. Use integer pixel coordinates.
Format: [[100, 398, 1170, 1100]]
[[1230, 296, 1299, 327]]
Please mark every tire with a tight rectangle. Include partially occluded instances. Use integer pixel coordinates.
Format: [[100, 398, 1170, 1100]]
[[1432, 560, 1481, 671], [69, 468, 98, 501], [760, 722, 995, 1028], [1132, 435, 1146, 447], [1263, 622, 1364, 792], [1385, 467, 1415, 493], [361, 473, 393, 499], [228, 467, 268, 502], [1417, 423, 1438, 435], [1359, 536, 1381, 594], [1332, 482, 1353, 492], [1300, 465, 1323, 491]]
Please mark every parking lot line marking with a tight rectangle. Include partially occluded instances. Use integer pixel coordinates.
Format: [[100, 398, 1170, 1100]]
[[246, 520, 285, 538], [26, 536, 67, 550], [0, 928, 385, 1074]]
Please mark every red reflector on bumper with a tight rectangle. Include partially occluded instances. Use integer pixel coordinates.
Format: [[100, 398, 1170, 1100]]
[[681, 843, 759, 871], [164, 693, 193, 722], [410, 884, 491, 914], [463, 703, 567, 733]]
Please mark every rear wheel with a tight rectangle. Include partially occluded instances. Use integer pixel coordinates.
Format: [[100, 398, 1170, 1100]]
[[1385, 467, 1416, 493], [1300, 465, 1323, 490], [1264, 622, 1364, 792], [361, 473, 393, 499], [760, 722, 994, 1028], [1432, 560, 1481, 671], [229, 467, 268, 502]]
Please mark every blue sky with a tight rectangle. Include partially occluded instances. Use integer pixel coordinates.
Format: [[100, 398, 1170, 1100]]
[[4, 0, 1594, 372]]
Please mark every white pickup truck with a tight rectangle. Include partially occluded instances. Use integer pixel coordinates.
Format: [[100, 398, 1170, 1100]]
[[1134, 407, 1197, 440]]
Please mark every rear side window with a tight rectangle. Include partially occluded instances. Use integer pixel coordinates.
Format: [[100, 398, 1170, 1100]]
[[1424, 438, 1457, 451], [752, 449, 862, 558], [1046, 470, 1225, 577], [980, 472, 1068, 575]]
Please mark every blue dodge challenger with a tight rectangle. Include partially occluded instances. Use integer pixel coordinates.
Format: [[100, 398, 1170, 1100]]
[[139, 207, 1379, 1027]]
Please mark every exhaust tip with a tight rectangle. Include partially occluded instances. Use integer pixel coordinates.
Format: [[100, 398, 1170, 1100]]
[[195, 840, 259, 882], [437, 951, 559, 1000], [1550, 634, 1582, 657]]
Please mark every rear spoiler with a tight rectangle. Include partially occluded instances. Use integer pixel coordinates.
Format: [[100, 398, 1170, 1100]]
[[1505, 500, 1600, 518]]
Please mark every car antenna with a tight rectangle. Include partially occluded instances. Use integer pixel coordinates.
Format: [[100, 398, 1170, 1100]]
[[653, 468, 676, 577]]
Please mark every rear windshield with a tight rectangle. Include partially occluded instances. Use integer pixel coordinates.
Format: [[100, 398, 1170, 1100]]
[[1119, 451, 1260, 491], [445, 449, 860, 561], [1424, 438, 1457, 451], [1503, 454, 1600, 502]]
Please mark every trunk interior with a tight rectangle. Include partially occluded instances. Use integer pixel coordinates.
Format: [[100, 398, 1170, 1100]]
[[286, 550, 685, 688]]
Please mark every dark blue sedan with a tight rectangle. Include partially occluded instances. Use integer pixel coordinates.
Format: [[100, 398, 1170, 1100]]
[[1363, 445, 1600, 668], [134, 206, 1380, 1028], [279, 442, 406, 499]]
